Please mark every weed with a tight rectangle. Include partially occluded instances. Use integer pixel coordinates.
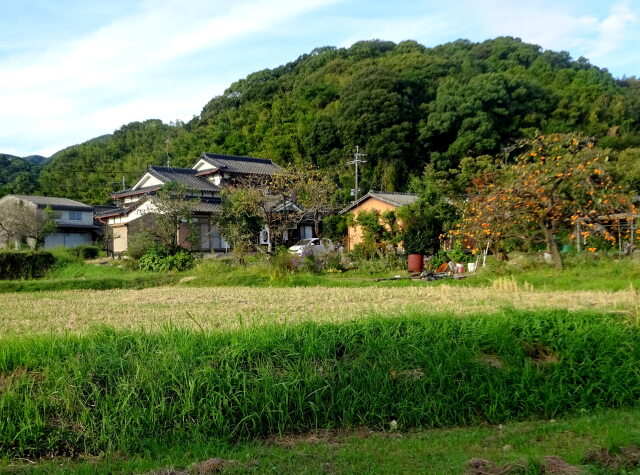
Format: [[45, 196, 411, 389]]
[[1, 309, 640, 458]]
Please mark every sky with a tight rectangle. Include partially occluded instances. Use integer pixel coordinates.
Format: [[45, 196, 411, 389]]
[[1, 0, 639, 157]]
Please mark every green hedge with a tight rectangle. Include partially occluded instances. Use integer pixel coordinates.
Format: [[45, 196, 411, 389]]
[[0, 251, 55, 279], [1, 309, 639, 458]]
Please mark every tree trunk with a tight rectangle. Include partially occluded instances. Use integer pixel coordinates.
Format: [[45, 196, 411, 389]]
[[542, 225, 563, 270], [314, 215, 321, 239]]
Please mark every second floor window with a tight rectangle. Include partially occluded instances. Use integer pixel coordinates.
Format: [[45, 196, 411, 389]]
[[69, 210, 82, 221]]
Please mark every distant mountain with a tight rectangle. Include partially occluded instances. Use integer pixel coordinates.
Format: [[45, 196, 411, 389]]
[[22, 155, 49, 166], [0, 154, 40, 198]]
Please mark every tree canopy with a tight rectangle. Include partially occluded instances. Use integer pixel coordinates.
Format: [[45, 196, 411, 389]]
[[3, 37, 640, 204]]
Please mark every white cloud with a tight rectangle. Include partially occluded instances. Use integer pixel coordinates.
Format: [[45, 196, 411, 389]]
[[0, 0, 343, 156], [588, 1, 638, 58], [453, 0, 638, 62]]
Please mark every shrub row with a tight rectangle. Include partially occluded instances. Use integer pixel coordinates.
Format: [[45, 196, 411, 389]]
[[0, 251, 55, 279], [1, 309, 639, 457], [138, 247, 195, 272]]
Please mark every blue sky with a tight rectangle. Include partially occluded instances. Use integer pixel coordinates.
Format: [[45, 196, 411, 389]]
[[1, 0, 638, 157]]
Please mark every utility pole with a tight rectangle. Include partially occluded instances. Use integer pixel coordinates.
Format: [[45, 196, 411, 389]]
[[122, 176, 126, 191], [347, 146, 367, 201], [165, 139, 170, 167]]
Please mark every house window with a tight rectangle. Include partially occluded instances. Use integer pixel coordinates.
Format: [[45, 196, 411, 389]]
[[69, 210, 82, 221]]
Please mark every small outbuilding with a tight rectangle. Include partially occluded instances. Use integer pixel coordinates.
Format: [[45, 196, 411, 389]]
[[340, 191, 418, 251]]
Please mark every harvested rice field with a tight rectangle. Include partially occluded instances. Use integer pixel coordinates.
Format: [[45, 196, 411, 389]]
[[2, 280, 638, 335]]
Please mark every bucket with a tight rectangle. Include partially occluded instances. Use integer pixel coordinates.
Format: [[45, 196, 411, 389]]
[[467, 262, 477, 273], [407, 254, 424, 272], [456, 263, 465, 273]]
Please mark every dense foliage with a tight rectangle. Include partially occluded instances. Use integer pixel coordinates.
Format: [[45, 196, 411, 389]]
[[138, 247, 196, 272], [3, 37, 639, 204], [0, 154, 39, 198], [0, 251, 56, 279], [461, 134, 634, 268], [2, 310, 639, 457]]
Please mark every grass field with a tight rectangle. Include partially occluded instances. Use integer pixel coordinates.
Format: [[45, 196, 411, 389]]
[[1, 255, 640, 473], [4, 407, 639, 473], [1, 282, 638, 335]]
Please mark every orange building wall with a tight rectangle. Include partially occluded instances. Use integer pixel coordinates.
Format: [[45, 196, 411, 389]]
[[346, 198, 401, 251]]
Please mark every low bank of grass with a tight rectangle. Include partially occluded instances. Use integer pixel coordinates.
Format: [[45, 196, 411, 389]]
[[461, 253, 640, 292], [6, 407, 640, 473], [183, 258, 417, 288], [182, 253, 640, 291], [2, 309, 639, 459], [0, 262, 177, 292]]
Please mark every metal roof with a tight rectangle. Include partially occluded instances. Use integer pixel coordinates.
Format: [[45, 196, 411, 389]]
[[340, 191, 419, 214], [199, 153, 286, 176], [3, 194, 93, 211]]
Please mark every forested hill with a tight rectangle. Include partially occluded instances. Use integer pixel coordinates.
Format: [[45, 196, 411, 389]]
[[10, 37, 640, 203], [0, 154, 40, 197]]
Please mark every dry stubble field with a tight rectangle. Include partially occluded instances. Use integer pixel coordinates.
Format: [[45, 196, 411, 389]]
[[2, 280, 638, 335]]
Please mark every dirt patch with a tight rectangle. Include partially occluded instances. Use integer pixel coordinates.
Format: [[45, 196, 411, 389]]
[[268, 428, 372, 448], [523, 342, 560, 365], [465, 457, 526, 474], [146, 458, 240, 475], [195, 458, 240, 474], [389, 368, 425, 380], [542, 456, 581, 474], [477, 354, 505, 369], [148, 468, 189, 475], [466, 456, 580, 474], [583, 445, 640, 470]]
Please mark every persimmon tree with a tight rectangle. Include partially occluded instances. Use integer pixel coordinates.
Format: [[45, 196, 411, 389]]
[[462, 134, 632, 269]]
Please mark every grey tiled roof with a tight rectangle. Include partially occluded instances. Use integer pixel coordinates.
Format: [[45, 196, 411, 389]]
[[192, 201, 222, 213], [340, 191, 419, 214], [148, 166, 220, 191], [199, 153, 285, 176], [94, 207, 125, 217], [111, 185, 161, 198], [5, 194, 93, 211]]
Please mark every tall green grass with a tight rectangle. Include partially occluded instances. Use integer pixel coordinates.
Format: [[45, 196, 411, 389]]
[[1, 309, 639, 458]]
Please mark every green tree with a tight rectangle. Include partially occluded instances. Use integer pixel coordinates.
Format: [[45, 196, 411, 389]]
[[212, 187, 263, 263], [461, 134, 633, 269], [148, 182, 198, 252]]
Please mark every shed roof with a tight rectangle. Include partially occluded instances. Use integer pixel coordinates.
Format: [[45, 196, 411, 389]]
[[340, 191, 419, 214]]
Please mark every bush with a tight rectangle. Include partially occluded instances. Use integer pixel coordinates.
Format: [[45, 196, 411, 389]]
[[138, 247, 196, 272], [270, 248, 300, 278], [322, 250, 347, 272], [68, 245, 101, 260], [353, 252, 405, 274], [0, 251, 56, 279], [127, 232, 158, 260], [302, 254, 322, 274]]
